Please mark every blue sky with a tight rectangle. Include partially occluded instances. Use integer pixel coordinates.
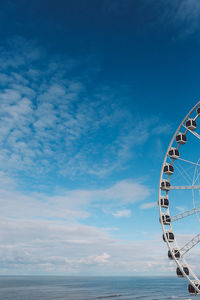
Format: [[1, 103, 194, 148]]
[[0, 0, 200, 275]]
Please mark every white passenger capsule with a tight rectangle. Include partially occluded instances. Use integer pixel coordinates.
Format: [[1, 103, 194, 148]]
[[188, 281, 200, 294], [163, 163, 174, 175], [176, 265, 189, 277], [160, 214, 171, 225], [176, 132, 187, 144], [186, 118, 197, 131], [168, 147, 179, 159], [163, 231, 174, 243], [159, 196, 169, 208], [168, 249, 180, 260], [160, 179, 170, 191]]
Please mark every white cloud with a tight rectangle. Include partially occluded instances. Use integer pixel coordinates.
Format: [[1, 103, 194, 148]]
[[104, 0, 200, 38], [151, 0, 200, 38], [0, 217, 178, 275], [0, 172, 153, 274], [102, 180, 150, 204], [175, 206, 187, 212], [0, 174, 150, 221], [79, 253, 111, 264], [0, 37, 172, 180], [140, 201, 157, 209], [112, 209, 131, 218], [0, 37, 175, 275]]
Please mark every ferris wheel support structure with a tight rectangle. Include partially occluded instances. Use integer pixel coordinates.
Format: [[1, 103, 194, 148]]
[[158, 101, 200, 295]]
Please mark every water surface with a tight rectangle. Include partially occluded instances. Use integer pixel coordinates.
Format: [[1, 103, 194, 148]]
[[0, 276, 197, 299]]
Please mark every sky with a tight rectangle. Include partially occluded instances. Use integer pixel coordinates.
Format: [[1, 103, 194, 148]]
[[0, 0, 200, 276]]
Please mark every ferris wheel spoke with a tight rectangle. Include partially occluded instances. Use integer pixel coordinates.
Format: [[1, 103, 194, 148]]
[[171, 206, 200, 222], [193, 167, 200, 185], [180, 233, 200, 256], [175, 162, 192, 183], [172, 162, 195, 183], [177, 157, 200, 167], [169, 185, 200, 190], [183, 126, 200, 140], [194, 114, 200, 121]]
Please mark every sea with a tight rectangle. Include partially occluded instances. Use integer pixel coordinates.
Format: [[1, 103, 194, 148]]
[[0, 276, 197, 300]]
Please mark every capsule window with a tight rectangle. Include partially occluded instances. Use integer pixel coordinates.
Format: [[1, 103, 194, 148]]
[[164, 166, 168, 172], [186, 120, 191, 127], [183, 267, 189, 275], [164, 198, 169, 206], [168, 250, 172, 259], [175, 149, 179, 156], [192, 120, 196, 126], [169, 165, 174, 172], [174, 250, 180, 259]]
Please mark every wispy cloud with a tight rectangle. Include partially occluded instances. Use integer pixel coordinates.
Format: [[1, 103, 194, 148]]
[[0, 173, 150, 221], [140, 201, 157, 209], [150, 0, 200, 38], [0, 170, 152, 274], [112, 209, 131, 218], [0, 36, 173, 275], [0, 217, 175, 275], [0, 37, 171, 182]]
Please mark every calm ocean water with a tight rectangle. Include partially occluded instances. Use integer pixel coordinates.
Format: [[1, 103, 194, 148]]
[[0, 276, 198, 300]]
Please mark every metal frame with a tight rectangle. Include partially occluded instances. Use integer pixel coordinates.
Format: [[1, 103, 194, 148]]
[[158, 101, 200, 294]]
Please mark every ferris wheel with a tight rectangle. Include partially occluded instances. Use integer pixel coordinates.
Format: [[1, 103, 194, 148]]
[[159, 101, 200, 295]]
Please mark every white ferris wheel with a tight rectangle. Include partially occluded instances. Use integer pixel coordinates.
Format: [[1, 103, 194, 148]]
[[159, 101, 200, 295]]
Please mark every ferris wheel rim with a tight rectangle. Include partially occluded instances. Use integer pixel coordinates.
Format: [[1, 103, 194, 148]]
[[158, 101, 200, 294]]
